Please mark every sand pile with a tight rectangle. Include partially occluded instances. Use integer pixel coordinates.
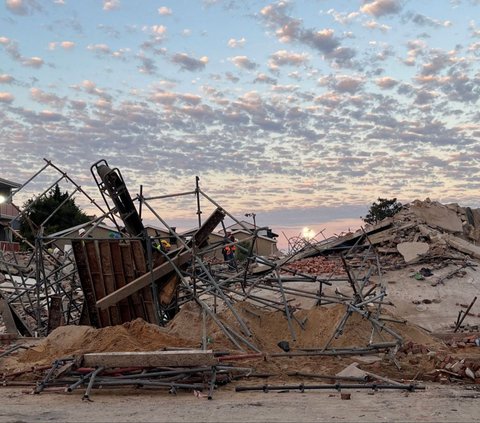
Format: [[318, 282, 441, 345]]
[[14, 318, 196, 368], [219, 302, 440, 352], [1, 300, 441, 377]]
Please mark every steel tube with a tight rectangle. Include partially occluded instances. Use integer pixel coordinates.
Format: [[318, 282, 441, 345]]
[[235, 383, 425, 392]]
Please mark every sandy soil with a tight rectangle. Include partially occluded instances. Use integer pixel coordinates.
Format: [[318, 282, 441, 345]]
[[0, 384, 478, 423]]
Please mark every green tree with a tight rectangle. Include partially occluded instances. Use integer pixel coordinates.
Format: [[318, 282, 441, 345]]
[[19, 184, 90, 244], [362, 197, 403, 225], [235, 240, 253, 262]]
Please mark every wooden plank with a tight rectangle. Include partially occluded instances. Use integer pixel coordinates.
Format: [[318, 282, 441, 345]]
[[47, 294, 63, 334], [190, 208, 226, 248], [82, 350, 217, 368], [85, 241, 111, 326], [98, 241, 122, 325], [96, 251, 191, 310], [72, 240, 100, 327], [0, 294, 17, 334], [110, 242, 133, 322], [131, 241, 147, 274], [131, 240, 157, 322], [140, 289, 157, 323], [159, 274, 179, 305], [79, 300, 91, 325], [120, 243, 147, 320]]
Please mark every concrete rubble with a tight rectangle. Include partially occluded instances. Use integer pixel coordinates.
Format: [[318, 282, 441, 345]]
[[1, 162, 479, 400]]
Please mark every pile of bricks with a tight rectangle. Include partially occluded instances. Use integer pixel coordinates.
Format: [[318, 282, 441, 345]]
[[433, 355, 480, 382], [397, 341, 430, 356], [285, 256, 346, 276], [443, 335, 480, 348]]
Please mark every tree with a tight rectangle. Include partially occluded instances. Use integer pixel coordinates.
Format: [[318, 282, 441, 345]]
[[362, 197, 402, 225], [235, 240, 253, 262], [19, 184, 91, 245]]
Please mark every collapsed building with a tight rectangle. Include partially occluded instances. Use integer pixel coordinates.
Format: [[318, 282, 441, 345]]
[[0, 159, 479, 399]]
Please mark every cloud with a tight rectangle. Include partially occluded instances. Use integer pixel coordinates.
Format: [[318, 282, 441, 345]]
[[414, 89, 438, 105], [375, 76, 398, 89], [60, 41, 75, 50], [0, 92, 14, 103], [103, 0, 120, 11], [5, 0, 41, 15], [158, 6, 172, 15], [48, 41, 75, 50], [0, 36, 44, 68], [269, 50, 309, 67], [254, 73, 277, 84], [420, 50, 457, 76], [151, 25, 167, 38], [260, 2, 355, 66], [22, 56, 43, 68], [87, 44, 111, 56], [0, 74, 14, 84], [171, 53, 208, 71], [334, 76, 364, 93], [30, 88, 65, 108], [227, 37, 246, 48], [38, 110, 64, 121], [360, 0, 402, 17], [137, 55, 158, 74], [230, 55, 258, 70], [326, 9, 360, 25], [363, 20, 391, 32], [79, 80, 112, 100], [404, 12, 452, 28]]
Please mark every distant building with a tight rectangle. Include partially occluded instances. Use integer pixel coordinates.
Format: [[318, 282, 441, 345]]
[[207, 220, 279, 260], [145, 225, 180, 249], [48, 222, 122, 251], [0, 177, 21, 251]]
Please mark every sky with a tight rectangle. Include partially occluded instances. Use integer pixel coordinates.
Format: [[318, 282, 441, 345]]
[[1, 0, 480, 249]]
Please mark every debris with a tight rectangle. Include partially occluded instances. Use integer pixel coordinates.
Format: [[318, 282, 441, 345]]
[[2, 161, 480, 403], [397, 242, 429, 264]]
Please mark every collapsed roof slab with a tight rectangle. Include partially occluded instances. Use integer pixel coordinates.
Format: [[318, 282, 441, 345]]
[[410, 201, 463, 233]]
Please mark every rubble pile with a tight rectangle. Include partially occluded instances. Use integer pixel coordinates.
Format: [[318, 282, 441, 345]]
[[361, 198, 480, 269], [2, 188, 480, 399]]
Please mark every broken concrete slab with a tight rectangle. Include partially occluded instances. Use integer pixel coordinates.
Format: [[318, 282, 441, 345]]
[[335, 362, 368, 379], [397, 242, 429, 263], [351, 354, 383, 364], [82, 350, 218, 368], [410, 200, 463, 233], [444, 235, 480, 260]]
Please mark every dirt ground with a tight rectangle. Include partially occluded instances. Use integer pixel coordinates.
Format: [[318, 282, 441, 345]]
[[0, 383, 479, 423]]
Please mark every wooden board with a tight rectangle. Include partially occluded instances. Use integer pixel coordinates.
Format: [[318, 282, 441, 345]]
[[47, 294, 63, 334], [110, 242, 133, 322], [96, 250, 191, 310], [85, 241, 111, 327], [73, 239, 155, 327], [82, 350, 218, 368], [72, 240, 100, 327], [98, 241, 122, 325], [120, 242, 147, 320]]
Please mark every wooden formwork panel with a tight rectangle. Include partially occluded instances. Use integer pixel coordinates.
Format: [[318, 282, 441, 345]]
[[72, 239, 156, 328]]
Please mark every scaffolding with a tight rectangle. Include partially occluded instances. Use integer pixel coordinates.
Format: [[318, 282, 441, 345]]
[[0, 158, 403, 360]]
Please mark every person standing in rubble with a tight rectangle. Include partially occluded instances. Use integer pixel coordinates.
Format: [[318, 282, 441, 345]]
[[153, 239, 171, 254], [222, 232, 237, 271]]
